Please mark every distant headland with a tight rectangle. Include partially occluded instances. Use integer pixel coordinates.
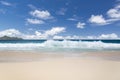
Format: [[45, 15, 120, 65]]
[[0, 36, 23, 40]]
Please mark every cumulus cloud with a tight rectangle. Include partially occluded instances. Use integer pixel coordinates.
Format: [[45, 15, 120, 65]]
[[98, 33, 118, 39], [107, 5, 120, 19], [26, 18, 44, 24], [86, 36, 96, 39], [0, 29, 118, 39], [53, 36, 64, 39], [30, 10, 52, 20], [53, 35, 81, 40], [0, 29, 22, 37], [35, 31, 42, 36], [0, 1, 12, 6], [84, 33, 119, 39], [25, 27, 65, 39], [53, 33, 119, 40], [76, 22, 85, 28], [44, 27, 65, 37], [27, 9, 53, 25], [0, 27, 65, 39], [89, 15, 108, 25], [24, 31, 45, 39], [65, 35, 80, 39], [89, 4, 120, 25]]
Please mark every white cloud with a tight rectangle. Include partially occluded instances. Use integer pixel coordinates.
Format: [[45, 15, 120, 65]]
[[27, 18, 44, 24], [98, 33, 118, 39], [44, 27, 65, 37], [56, 8, 67, 15], [89, 4, 120, 25], [30, 10, 52, 20], [107, 5, 120, 19], [54, 33, 119, 40], [35, 31, 42, 36], [0, 27, 65, 39], [76, 22, 85, 29], [65, 35, 80, 39], [24, 31, 46, 39], [53, 36, 64, 39], [24, 27, 65, 39], [0, 29, 118, 39], [27, 9, 53, 25], [107, 8, 120, 18], [89, 15, 108, 25], [86, 36, 96, 39], [0, 1, 12, 6], [85, 33, 118, 39], [0, 29, 22, 37], [53, 35, 80, 40]]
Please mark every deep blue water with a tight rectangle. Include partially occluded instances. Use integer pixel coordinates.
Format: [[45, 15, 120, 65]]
[[0, 40, 46, 43], [0, 39, 120, 43]]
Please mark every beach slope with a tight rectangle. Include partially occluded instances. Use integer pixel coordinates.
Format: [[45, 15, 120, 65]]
[[0, 57, 120, 80]]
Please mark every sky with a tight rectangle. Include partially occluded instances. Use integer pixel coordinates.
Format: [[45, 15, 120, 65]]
[[0, 0, 120, 39]]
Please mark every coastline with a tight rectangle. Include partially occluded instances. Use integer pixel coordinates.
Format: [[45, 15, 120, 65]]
[[0, 51, 120, 80], [0, 50, 120, 62]]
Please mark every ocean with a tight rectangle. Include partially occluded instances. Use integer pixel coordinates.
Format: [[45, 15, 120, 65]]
[[0, 39, 120, 52]]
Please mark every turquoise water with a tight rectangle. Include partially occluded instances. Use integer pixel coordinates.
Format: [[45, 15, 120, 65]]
[[0, 39, 120, 52]]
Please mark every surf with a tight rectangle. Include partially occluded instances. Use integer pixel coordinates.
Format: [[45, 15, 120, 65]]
[[0, 40, 120, 51]]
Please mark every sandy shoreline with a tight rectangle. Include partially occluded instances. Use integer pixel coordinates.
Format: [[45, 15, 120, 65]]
[[0, 50, 120, 62], [0, 51, 120, 80]]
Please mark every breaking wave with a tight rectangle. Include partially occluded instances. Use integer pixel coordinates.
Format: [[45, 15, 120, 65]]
[[0, 40, 120, 51]]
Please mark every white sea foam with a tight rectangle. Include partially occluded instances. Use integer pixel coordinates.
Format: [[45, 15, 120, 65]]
[[0, 40, 120, 50], [42, 40, 120, 49]]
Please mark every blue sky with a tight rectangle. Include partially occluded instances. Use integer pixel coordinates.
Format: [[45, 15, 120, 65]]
[[0, 0, 120, 39]]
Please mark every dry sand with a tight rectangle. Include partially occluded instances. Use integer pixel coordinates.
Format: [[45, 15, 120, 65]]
[[0, 51, 120, 80]]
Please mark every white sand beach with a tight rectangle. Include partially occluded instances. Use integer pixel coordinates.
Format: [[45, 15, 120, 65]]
[[0, 51, 120, 80]]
